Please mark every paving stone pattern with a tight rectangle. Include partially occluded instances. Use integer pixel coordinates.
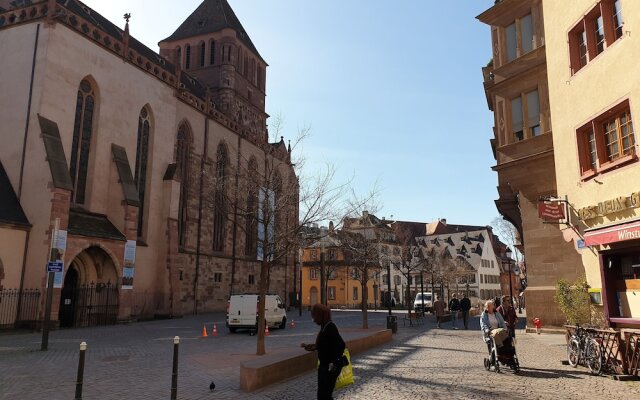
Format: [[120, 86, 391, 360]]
[[1, 311, 639, 399]]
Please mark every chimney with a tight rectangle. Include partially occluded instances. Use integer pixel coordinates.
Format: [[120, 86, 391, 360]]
[[329, 221, 335, 233], [440, 218, 447, 225]]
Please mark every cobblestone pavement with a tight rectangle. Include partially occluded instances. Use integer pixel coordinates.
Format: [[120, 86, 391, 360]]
[[1, 311, 639, 399]]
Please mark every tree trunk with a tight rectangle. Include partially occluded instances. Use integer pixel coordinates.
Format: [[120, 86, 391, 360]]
[[256, 258, 269, 355], [406, 276, 412, 316], [361, 265, 368, 329]]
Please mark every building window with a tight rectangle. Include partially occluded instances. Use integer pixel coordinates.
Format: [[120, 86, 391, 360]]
[[504, 13, 535, 63], [69, 79, 96, 205], [328, 250, 336, 260], [135, 106, 151, 237], [244, 53, 249, 78], [328, 287, 336, 300], [383, 274, 389, 285], [310, 250, 318, 261], [227, 45, 232, 62], [248, 275, 255, 285], [577, 100, 636, 178], [199, 41, 206, 67], [328, 270, 337, 280], [309, 269, 319, 280], [185, 44, 191, 69], [176, 123, 192, 247], [214, 273, 222, 283], [209, 40, 215, 65], [491, 260, 495, 269], [480, 274, 484, 284], [213, 143, 228, 252], [613, 0, 624, 39], [510, 88, 540, 142], [394, 275, 401, 286], [245, 158, 258, 257], [353, 286, 358, 301], [569, 1, 625, 74]]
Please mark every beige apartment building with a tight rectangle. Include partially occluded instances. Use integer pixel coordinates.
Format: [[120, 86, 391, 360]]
[[0, 0, 297, 329], [544, 0, 640, 328], [478, 0, 584, 326]]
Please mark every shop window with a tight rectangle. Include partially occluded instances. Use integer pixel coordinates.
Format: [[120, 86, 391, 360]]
[[328, 287, 336, 300], [577, 100, 636, 179], [569, 0, 625, 74]]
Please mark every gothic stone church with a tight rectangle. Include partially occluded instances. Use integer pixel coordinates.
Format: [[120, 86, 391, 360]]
[[0, 0, 297, 327]]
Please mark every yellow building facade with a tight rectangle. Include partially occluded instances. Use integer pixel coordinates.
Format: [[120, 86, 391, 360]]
[[301, 245, 379, 309], [543, 0, 640, 328]]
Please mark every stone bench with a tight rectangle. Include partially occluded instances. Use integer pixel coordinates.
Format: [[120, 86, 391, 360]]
[[240, 329, 392, 392]]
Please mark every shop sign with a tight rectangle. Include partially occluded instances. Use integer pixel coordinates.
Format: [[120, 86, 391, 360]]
[[578, 191, 640, 220], [538, 201, 565, 220], [584, 220, 640, 246]]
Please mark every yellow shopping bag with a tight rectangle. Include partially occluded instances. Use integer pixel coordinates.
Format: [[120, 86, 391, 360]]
[[334, 349, 354, 390]]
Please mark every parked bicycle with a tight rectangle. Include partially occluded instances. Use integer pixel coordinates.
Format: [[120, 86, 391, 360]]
[[567, 325, 603, 375]]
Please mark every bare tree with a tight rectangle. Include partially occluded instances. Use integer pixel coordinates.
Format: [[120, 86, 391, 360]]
[[339, 230, 380, 329], [492, 216, 523, 263], [393, 242, 429, 316]]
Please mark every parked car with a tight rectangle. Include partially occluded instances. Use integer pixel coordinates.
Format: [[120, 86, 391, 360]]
[[413, 292, 433, 313], [226, 294, 287, 333]]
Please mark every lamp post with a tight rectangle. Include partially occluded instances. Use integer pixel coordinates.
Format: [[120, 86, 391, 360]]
[[505, 248, 514, 304]]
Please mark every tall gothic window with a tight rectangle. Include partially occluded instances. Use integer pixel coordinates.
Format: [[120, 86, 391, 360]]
[[69, 79, 96, 204], [185, 44, 191, 69], [209, 40, 215, 65], [213, 143, 228, 251], [176, 123, 192, 247], [272, 171, 283, 259], [199, 41, 205, 67], [135, 106, 151, 237], [245, 158, 258, 257]]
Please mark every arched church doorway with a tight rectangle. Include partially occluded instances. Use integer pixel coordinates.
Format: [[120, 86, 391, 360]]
[[58, 246, 119, 327]]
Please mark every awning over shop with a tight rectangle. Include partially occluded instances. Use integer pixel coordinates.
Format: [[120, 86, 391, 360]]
[[584, 220, 640, 246]]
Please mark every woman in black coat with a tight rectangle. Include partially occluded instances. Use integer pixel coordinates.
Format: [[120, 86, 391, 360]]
[[301, 303, 346, 400]]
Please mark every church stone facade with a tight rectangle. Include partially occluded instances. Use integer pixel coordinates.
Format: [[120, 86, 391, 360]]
[[0, 0, 297, 327]]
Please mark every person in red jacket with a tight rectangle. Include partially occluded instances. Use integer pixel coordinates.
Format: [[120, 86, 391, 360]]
[[496, 295, 518, 337]]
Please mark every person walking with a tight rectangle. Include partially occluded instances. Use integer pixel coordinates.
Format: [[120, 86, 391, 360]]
[[480, 300, 506, 353], [496, 295, 518, 337], [301, 304, 346, 400], [448, 294, 460, 329], [433, 295, 446, 329], [460, 294, 472, 330]]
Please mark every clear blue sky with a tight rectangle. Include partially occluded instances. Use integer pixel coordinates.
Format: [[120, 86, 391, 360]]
[[82, 0, 498, 226]]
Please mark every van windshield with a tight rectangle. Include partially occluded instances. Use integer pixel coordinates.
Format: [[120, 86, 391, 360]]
[[416, 294, 432, 301]]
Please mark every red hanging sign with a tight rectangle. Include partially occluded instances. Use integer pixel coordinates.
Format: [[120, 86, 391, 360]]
[[538, 201, 565, 220]]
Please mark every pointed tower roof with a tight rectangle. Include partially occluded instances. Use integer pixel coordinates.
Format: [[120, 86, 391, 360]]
[[162, 0, 265, 63]]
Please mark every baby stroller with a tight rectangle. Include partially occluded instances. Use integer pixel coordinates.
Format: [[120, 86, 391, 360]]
[[483, 328, 520, 373]]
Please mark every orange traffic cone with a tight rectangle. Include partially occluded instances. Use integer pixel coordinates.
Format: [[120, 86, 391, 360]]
[[265, 324, 270, 337], [202, 325, 208, 337], [290, 319, 295, 329], [212, 324, 218, 337]]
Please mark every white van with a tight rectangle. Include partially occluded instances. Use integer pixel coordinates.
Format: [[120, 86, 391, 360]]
[[226, 294, 287, 333], [413, 292, 433, 313]]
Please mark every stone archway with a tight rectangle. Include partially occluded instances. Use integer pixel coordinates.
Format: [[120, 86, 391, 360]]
[[59, 246, 119, 327]]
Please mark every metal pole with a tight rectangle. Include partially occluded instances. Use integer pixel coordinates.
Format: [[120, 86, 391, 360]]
[[298, 262, 302, 317], [41, 218, 59, 351], [420, 271, 425, 314], [508, 259, 513, 304], [387, 261, 392, 315], [171, 336, 179, 400], [75, 342, 87, 400]]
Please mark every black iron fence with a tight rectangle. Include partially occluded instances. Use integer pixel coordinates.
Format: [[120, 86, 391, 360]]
[[0, 288, 41, 330], [60, 283, 119, 328]]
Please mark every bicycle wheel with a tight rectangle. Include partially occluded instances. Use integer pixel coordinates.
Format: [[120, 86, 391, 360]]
[[586, 339, 602, 375], [567, 339, 580, 367]]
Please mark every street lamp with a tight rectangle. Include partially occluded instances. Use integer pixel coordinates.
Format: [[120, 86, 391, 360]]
[[505, 248, 513, 305]]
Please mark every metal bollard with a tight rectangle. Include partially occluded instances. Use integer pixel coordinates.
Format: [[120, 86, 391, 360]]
[[75, 342, 87, 400], [171, 336, 180, 400]]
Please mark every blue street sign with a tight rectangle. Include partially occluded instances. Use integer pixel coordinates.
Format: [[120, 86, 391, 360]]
[[46, 261, 64, 273], [577, 239, 586, 249]]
